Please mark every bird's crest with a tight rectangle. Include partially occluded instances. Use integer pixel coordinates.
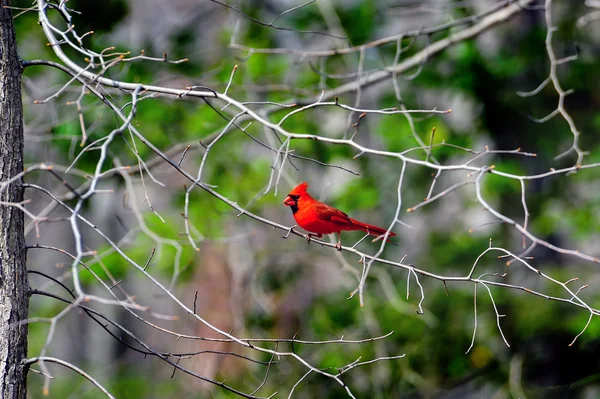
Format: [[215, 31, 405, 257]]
[[289, 182, 309, 196]]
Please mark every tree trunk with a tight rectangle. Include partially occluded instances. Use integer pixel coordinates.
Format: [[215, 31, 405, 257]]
[[0, 2, 29, 398]]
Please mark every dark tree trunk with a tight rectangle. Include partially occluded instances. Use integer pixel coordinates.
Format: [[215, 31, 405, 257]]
[[0, 2, 29, 398]]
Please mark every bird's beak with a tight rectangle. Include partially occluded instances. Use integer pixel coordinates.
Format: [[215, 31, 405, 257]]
[[283, 195, 294, 206]]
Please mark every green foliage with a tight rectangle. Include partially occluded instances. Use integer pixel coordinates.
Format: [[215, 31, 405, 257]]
[[335, 3, 381, 46], [334, 178, 379, 211], [482, 160, 524, 198]]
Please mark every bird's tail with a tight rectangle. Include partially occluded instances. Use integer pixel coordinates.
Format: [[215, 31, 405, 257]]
[[349, 218, 397, 240]]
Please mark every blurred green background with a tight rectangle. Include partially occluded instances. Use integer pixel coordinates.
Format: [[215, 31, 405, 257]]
[[13, 0, 600, 398]]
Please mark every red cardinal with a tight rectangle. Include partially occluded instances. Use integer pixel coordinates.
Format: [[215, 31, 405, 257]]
[[283, 182, 396, 250]]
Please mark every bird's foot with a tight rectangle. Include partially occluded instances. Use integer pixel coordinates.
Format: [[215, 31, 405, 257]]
[[306, 233, 322, 244], [335, 241, 342, 251]]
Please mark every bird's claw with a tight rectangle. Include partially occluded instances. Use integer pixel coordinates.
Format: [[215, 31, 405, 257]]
[[306, 233, 323, 245], [335, 242, 342, 251]]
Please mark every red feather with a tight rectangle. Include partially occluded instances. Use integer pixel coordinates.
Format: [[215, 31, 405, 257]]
[[283, 182, 396, 250]]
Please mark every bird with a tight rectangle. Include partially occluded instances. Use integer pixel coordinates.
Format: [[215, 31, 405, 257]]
[[283, 182, 396, 250]]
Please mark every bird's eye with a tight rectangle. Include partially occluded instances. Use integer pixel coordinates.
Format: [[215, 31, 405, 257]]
[[289, 195, 300, 200]]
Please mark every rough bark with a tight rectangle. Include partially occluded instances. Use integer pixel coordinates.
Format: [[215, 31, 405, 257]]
[[0, 2, 29, 398]]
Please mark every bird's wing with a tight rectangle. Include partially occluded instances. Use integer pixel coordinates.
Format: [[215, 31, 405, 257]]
[[313, 202, 354, 226]]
